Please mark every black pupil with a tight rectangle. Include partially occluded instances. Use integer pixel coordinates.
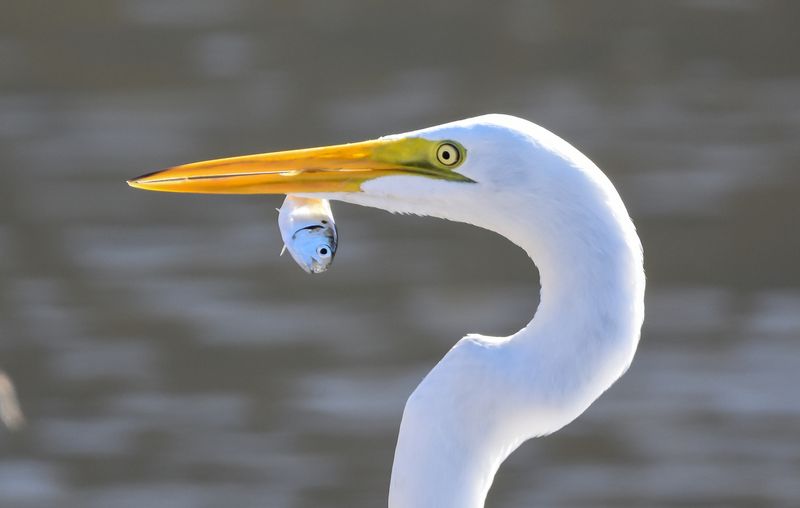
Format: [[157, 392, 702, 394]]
[[442, 150, 451, 159], [320, 248, 328, 255]]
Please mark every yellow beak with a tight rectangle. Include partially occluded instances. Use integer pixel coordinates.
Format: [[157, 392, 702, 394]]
[[127, 137, 471, 195]]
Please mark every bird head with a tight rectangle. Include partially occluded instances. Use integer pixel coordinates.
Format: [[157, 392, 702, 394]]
[[130, 115, 544, 194], [128, 114, 613, 242]]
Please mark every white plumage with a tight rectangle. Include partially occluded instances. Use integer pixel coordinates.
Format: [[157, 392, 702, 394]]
[[316, 115, 645, 507], [129, 114, 645, 508]]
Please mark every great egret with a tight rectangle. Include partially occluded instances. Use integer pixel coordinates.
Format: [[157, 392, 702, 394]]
[[129, 114, 645, 508]]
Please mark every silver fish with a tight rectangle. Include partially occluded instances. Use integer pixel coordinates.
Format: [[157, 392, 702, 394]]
[[278, 196, 337, 274]]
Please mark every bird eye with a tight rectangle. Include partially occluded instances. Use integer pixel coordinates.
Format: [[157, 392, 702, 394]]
[[436, 142, 461, 167], [317, 245, 331, 258]]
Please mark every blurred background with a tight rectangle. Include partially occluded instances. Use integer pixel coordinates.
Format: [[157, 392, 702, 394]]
[[1, 1, 799, 507]]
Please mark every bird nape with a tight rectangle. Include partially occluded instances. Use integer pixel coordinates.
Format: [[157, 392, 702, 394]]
[[129, 114, 645, 508]]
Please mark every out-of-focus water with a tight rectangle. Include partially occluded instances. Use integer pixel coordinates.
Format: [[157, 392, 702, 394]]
[[1, 1, 799, 507]]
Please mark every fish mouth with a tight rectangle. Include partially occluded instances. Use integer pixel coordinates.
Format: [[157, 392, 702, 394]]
[[307, 260, 330, 275]]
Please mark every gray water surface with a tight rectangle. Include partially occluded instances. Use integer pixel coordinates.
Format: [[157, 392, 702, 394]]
[[1, 2, 799, 507]]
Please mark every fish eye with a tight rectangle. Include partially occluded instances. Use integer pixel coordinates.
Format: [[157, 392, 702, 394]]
[[436, 142, 461, 167], [317, 245, 331, 258]]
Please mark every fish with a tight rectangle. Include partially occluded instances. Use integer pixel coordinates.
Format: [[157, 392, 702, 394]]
[[278, 195, 337, 274]]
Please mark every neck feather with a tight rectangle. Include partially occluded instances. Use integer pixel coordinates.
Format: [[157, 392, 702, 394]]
[[387, 186, 645, 508]]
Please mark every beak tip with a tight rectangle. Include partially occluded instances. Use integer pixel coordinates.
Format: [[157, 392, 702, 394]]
[[127, 169, 167, 190], [127, 178, 145, 190]]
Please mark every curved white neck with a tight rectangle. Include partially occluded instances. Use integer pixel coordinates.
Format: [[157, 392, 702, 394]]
[[386, 187, 645, 508]]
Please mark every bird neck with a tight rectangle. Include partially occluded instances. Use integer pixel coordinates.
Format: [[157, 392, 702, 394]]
[[388, 188, 645, 508]]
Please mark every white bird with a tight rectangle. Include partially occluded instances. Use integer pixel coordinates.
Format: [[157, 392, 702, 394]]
[[128, 114, 645, 508]]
